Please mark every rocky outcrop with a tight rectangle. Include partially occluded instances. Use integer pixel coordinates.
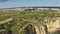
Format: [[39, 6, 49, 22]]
[[46, 18, 60, 32], [19, 17, 60, 34]]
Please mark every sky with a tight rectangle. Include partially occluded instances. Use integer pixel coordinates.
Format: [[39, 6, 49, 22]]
[[0, 0, 60, 8]]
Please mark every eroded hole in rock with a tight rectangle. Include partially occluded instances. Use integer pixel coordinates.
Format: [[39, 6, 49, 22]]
[[23, 24, 36, 34]]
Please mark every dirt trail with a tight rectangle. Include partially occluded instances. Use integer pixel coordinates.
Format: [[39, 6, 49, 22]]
[[0, 17, 13, 25]]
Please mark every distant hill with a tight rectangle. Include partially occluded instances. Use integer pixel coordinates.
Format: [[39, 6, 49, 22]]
[[0, 6, 60, 9]]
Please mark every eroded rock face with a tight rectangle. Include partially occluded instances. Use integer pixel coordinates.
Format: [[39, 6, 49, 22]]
[[35, 18, 60, 34], [46, 18, 60, 32]]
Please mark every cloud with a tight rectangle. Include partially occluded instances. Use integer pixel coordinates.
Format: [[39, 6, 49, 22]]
[[0, 0, 10, 2]]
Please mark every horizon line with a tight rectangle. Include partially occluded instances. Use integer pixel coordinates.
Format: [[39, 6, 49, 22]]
[[1, 6, 60, 9]]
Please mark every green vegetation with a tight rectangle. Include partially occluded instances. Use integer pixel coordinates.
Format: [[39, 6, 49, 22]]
[[0, 10, 60, 34]]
